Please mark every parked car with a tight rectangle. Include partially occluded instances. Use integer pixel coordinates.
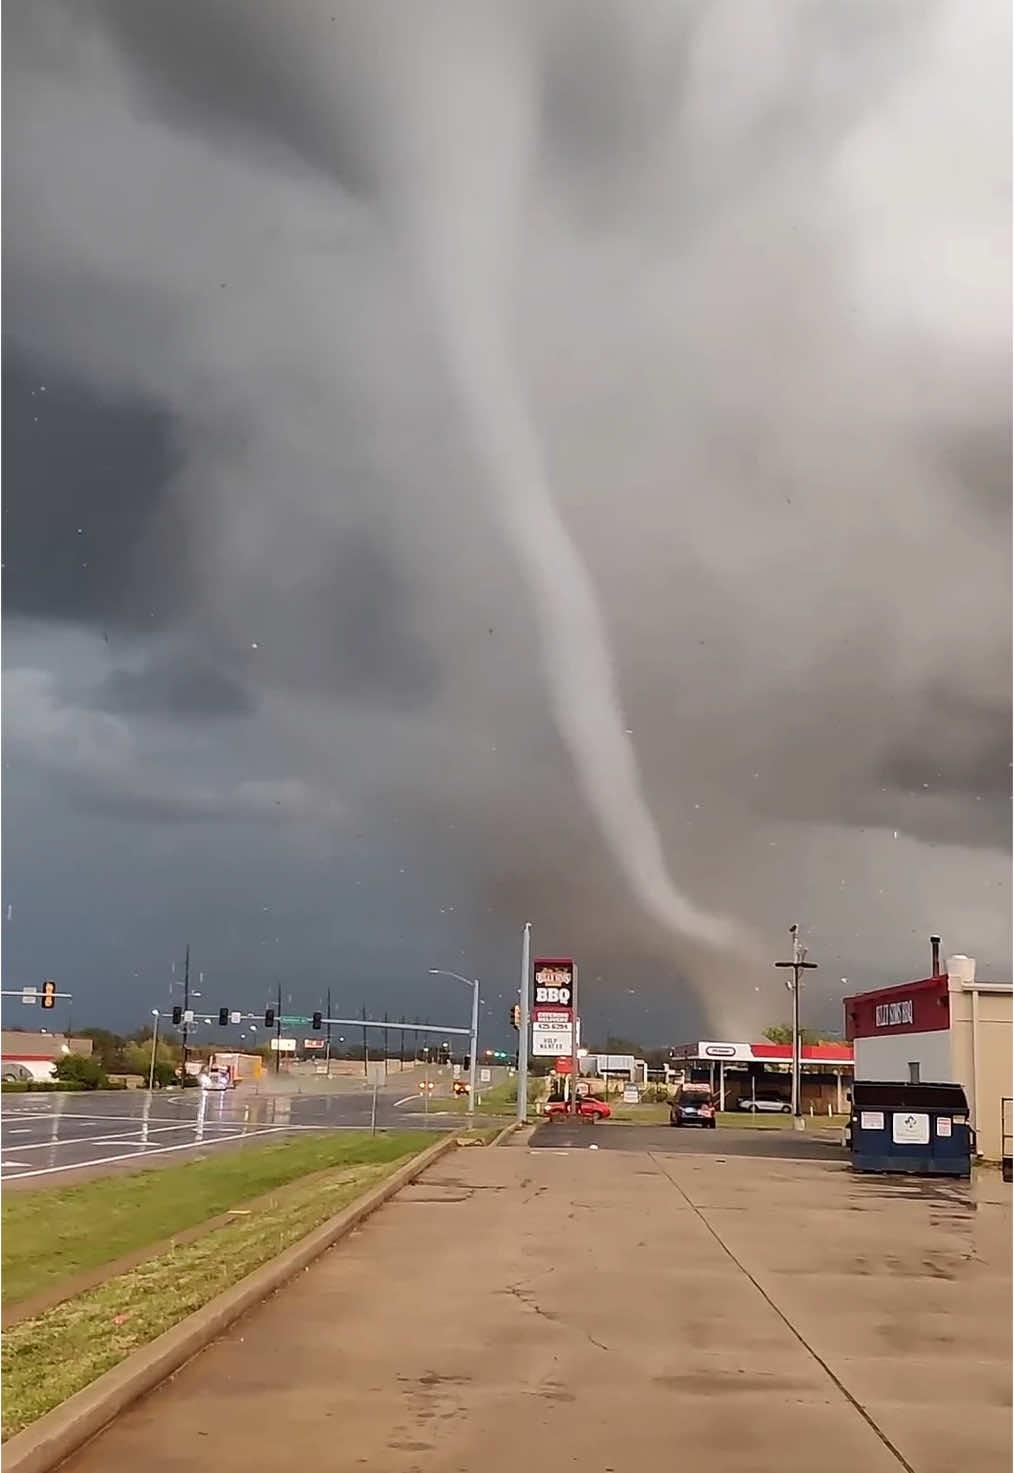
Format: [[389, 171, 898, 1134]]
[[670, 1089, 716, 1128], [737, 1096, 792, 1114], [545, 1096, 611, 1122]]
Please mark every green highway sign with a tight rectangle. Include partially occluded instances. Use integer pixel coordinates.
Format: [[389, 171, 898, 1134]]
[[281, 1014, 312, 1026]]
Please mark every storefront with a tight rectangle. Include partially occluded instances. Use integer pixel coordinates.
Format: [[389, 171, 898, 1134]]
[[844, 953, 1012, 1160]]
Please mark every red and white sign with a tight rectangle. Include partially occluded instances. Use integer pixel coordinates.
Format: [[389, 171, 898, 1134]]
[[302, 1038, 326, 1050], [532, 957, 576, 1057], [533, 957, 574, 1010], [844, 976, 949, 1040]]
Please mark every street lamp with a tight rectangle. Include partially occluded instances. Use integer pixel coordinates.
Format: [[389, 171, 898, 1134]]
[[427, 969, 480, 1122], [148, 1009, 160, 1092]]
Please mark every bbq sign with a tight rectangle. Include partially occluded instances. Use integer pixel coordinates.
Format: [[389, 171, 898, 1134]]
[[533, 958, 574, 1009]]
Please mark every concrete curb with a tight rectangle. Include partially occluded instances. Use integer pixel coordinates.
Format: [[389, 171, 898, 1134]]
[[2, 1133, 457, 1473], [490, 1120, 523, 1147]]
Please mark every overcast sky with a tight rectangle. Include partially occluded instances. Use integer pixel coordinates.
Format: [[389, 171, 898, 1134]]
[[3, 1, 1010, 1046]]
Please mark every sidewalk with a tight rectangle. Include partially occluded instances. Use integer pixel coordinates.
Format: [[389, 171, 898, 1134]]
[[60, 1141, 1010, 1473]]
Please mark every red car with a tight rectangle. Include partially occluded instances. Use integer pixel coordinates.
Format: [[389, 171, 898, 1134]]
[[544, 1096, 611, 1122]]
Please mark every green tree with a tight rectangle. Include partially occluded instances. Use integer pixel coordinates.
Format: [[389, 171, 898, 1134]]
[[53, 1053, 108, 1090], [74, 1028, 128, 1071], [762, 1024, 837, 1045], [120, 1040, 176, 1077]]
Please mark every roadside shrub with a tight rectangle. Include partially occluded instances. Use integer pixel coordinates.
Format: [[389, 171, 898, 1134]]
[[53, 1053, 108, 1090], [640, 1084, 673, 1103]]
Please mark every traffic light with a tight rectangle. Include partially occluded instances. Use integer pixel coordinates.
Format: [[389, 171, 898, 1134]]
[[312, 1011, 323, 1030], [510, 1004, 521, 1029], [172, 1006, 183, 1025], [218, 1008, 230, 1027], [264, 1007, 275, 1028], [41, 979, 57, 1010]]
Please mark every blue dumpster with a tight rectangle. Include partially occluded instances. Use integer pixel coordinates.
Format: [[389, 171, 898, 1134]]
[[846, 1081, 973, 1178]]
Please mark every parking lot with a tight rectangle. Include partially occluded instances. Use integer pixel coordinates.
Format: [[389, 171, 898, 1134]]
[[0, 1082, 479, 1186], [530, 1119, 846, 1160]]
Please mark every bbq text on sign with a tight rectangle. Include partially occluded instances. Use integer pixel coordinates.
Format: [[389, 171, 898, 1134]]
[[533, 958, 574, 1009], [875, 1000, 914, 1028]]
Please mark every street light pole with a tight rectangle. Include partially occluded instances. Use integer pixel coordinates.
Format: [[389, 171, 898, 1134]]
[[148, 1010, 160, 1092], [180, 944, 191, 1080], [517, 923, 531, 1125], [775, 923, 818, 1124], [427, 969, 481, 1126], [467, 979, 479, 1117]]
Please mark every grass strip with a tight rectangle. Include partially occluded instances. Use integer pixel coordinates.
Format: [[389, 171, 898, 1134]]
[[3, 1131, 429, 1306], [2, 1138, 432, 1438]]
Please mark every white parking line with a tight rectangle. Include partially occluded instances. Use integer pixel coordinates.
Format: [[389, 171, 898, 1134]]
[[392, 1095, 419, 1107], [0, 1112, 220, 1126], [0, 1126, 291, 1180], [0, 1123, 244, 1153]]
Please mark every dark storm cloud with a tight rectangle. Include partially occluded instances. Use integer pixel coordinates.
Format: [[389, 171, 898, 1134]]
[[3, 0, 1009, 1035], [881, 689, 1012, 802], [72, 0, 375, 191], [100, 651, 255, 719], [219, 529, 442, 713], [2, 353, 188, 631]]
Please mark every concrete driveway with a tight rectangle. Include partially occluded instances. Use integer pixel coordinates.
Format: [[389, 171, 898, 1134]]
[[59, 1136, 1010, 1473]]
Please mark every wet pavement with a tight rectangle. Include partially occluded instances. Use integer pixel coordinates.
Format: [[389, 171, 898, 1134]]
[[57, 1136, 1011, 1473], [0, 1082, 487, 1186], [530, 1119, 847, 1160]]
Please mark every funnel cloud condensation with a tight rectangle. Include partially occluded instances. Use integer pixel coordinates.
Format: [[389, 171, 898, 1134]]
[[351, 4, 743, 954]]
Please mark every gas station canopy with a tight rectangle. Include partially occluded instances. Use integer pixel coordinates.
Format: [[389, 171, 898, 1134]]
[[670, 1041, 854, 1066]]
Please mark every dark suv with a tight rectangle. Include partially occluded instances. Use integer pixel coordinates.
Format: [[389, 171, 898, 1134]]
[[670, 1089, 716, 1128]]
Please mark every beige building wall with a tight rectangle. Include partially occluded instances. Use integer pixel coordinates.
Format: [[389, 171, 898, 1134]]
[[947, 968, 1012, 1161], [0, 1031, 94, 1059]]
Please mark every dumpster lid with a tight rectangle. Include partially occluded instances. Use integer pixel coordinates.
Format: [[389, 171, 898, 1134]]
[[851, 1080, 969, 1111]]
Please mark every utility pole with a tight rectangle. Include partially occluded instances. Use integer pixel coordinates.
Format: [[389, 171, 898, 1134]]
[[383, 1011, 390, 1079], [400, 1023, 406, 1072], [516, 922, 531, 1124], [326, 987, 333, 1078], [361, 1003, 368, 1078], [775, 923, 818, 1125], [274, 982, 282, 1073]]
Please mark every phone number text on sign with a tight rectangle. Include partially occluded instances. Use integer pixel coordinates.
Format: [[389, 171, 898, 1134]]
[[531, 1023, 574, 1057]]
